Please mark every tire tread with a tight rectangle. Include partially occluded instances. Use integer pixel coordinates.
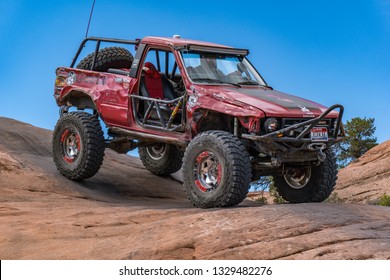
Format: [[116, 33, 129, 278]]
[[182, 130, 252, 208], [52, 112, 105, 180]]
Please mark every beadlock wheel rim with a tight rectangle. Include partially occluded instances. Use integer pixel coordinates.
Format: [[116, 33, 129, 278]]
[[146, 144, 166, 160], [60, 128, 81, 163], [193, 151, 222, 193], [283, 166, 312, 189]]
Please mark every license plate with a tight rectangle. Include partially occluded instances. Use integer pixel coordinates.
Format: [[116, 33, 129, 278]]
[[310, 127, 328, 141]]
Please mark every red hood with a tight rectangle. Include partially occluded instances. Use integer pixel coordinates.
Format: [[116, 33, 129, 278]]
[[197, 85, 339, 118]]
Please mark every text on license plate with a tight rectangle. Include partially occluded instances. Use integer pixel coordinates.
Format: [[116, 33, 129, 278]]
[[310, 127, 328, 141]]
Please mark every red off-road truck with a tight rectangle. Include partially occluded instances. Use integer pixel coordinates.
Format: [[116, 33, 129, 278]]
[[53, 36, 344, 208]]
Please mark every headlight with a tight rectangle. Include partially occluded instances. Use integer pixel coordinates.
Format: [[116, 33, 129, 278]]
[[264, 118, 279, 132], [54, 76, 65, 95]]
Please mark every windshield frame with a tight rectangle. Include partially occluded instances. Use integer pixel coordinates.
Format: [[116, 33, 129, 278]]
[[179, 49, 268, 87]]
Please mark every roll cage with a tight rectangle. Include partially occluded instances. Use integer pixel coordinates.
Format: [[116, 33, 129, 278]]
[[70, 37, 187, 132]]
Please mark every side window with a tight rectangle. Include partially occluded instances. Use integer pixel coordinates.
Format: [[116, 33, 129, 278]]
[[143, 49, 180, 79], [144, 49, 159, 71], [166, 52, 177, 78]]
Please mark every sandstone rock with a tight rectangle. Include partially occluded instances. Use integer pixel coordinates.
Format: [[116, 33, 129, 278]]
[[1, 117, 389, 259], [336, 140, 390, 203]]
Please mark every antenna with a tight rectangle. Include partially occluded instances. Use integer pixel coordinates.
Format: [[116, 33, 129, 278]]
[[85, 0, 96, 38]]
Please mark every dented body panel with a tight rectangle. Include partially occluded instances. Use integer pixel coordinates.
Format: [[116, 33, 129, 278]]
[[56, 67, 132, 127]]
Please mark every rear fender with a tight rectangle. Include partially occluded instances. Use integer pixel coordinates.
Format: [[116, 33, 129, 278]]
[[58, 87, 99, 111]]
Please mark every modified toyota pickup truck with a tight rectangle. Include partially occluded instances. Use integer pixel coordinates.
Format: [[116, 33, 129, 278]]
[[53, 35, 344, 208]]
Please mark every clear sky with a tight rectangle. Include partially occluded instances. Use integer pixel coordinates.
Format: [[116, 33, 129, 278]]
[[0, 0, 389, 143]]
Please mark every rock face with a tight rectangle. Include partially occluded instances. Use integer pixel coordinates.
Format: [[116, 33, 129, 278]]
[[335, 140, 390, 203], [0, 117, 390, 260]]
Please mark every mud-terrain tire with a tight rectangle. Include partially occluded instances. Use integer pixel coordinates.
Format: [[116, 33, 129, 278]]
[[52, 112, 105, 180], [182, 131, 252, 208], [139, 144, 183, 176], [76, 46, 133, 72], [273, 150, 337, 203]]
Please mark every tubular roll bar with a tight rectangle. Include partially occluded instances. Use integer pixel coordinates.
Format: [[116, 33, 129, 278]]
[[131, 95, 186, 132], [70, 37, 140, 69]]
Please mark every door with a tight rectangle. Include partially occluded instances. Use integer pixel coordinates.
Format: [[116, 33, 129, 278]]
[[131, 47, 186, 132]]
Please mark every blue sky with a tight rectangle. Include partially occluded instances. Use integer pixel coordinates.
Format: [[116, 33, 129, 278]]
[[0, 0, 389, 143]]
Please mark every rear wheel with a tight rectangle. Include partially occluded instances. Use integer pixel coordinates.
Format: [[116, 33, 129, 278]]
[[52, 112, 105, 180], [76, 46, 133, 72], [139, 143, 183, 176], [182, 131, 252, 208], [273, 150, 337, 203]]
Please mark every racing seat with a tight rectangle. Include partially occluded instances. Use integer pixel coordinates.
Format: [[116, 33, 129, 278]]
[[140, 62, 175, 100], [138, 62, 178, 124]]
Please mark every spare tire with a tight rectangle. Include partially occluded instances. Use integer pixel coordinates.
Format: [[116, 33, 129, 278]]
[[76, 46, 133, 72]]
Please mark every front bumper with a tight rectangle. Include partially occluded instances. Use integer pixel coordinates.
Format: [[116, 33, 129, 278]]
[[241, 104, 345, 159]]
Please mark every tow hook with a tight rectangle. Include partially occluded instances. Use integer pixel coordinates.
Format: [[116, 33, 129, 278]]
[[308, 143, 327, 162]]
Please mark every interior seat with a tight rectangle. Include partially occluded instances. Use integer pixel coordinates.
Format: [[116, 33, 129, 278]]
[[140, 62, 174, 100]]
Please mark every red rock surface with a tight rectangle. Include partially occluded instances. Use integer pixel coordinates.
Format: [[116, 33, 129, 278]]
[[336, 140, 390, 203], [1, 117, 390, 259]]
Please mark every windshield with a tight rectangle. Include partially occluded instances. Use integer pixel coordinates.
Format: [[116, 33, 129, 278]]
[[180, 51, 266, 86]]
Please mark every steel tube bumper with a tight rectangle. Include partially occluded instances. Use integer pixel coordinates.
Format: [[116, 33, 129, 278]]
[[242, 104, 345, 144]]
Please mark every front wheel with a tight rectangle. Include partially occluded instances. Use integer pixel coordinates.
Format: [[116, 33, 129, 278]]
[[182, 131, 252, 208], [52, 112, 105, 180], [273, 150, 338, 203]]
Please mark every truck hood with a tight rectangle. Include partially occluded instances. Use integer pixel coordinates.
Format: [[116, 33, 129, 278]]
[[199, 85, 339, 118]]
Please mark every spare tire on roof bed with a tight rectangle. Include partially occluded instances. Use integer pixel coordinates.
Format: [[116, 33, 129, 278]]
[[76, 46, 133, 72]]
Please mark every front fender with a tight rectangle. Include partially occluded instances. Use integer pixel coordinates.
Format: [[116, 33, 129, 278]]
[[191, 91, 264, 117], [187, 91, 265, 133]]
